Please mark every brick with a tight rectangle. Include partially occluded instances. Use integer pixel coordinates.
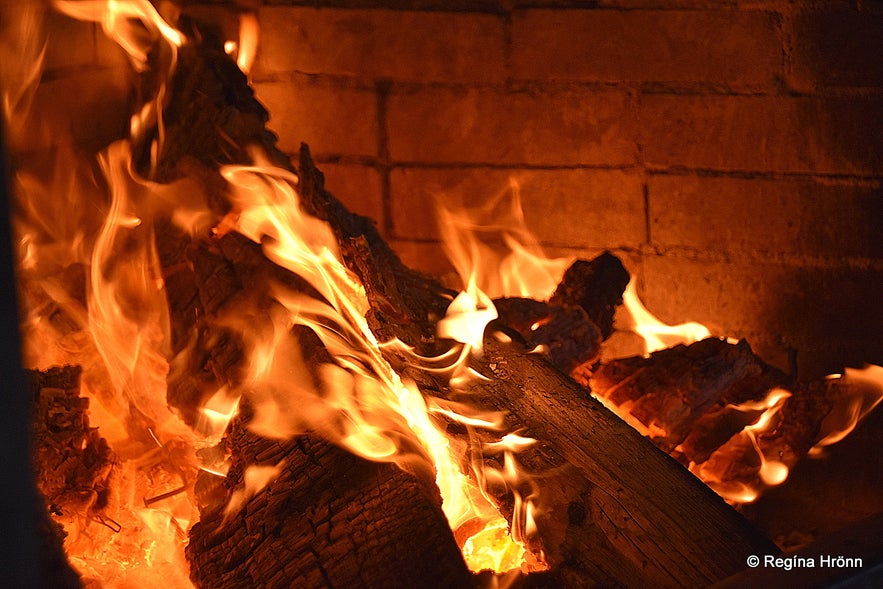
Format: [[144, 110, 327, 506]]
[[640, 256, 883, 374], [387, 87, 636, 165], [649, 175, 883, 260], [512, 9, 781, 89], [253, 79, 378, 157], [255, 7, 505, 83], [314, 163, 385, 227], [639, 94, 883, 175], [44, 11, 96, 71], [389, 167, 646, 248], [790, 9, 883, 90]]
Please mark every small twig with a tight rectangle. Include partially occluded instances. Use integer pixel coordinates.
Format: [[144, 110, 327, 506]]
[[143, 485, 188, 507], [91, 513, 122, 533]]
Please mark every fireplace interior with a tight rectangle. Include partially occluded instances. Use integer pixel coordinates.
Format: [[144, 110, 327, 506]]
[[2, 0, 882, 587]]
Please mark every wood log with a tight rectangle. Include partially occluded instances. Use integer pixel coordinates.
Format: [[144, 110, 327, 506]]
[[587, 338, 788, 454], [144, 20, 777, 588], [187, 412, 472, 589], [494, 297, 602, 373], [586, 339, 843, 497], [459, 331, 779, 588], [549, 253, 630, 340]]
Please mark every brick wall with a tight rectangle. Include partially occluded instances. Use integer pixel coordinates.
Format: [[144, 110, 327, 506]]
[[16, 0, 883, 378]]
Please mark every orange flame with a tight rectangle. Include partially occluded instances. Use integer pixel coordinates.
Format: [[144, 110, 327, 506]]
[[810, 365, 883, 455], [219, 149, 536, 572], [688, 387, 792, 504], [436, 178, 572, 301], [621, 279, 712, 355]]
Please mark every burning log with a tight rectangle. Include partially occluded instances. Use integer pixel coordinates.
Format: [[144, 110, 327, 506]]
[[137, 21, 779, 588], [549, 252, 631, 340], [29, 366, 116, 519], [187, 414, 472, 589], [494, 297, 602, 373], [493, 252, 630, 374], [27, 366, 108, 589], [587, 338, 788, 454]]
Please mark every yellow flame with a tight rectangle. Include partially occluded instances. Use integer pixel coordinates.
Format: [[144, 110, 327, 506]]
[[220, 149, 532, 572], [810, 365, 883, 454], [437, 178, 572, 300], [621, 279, 711, 355]]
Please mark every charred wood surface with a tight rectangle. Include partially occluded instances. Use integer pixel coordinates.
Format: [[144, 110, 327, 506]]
[[549, 253, 630, 340], [27, 366, 101, 589], [188, 415, 472, 589], [494, 297, 602, 373], [588, 338, 788, 454]]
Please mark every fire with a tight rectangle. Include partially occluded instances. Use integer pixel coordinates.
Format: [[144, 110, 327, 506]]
[[688, 387, 792, 504], [810, 365, 883, 455], [8, 0, 881, 585], [7, 2, 542, 581], [218, 149, 536, 573], [436, 178, 573, 300], [621, 279, 712, 355]]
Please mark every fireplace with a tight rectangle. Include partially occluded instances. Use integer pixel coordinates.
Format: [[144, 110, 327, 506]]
[[2, 1, 882, 587]]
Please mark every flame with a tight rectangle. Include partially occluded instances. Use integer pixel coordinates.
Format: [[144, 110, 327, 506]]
[[688, 388, 792, 504], [437, 178, 572, 300], [621, 279, 712, 355], [0, 1, 46, 146], [810, 365, 883, 455], [8, 0, 543, 579], [219, 149, 536, 572], [236, 12, 259, 75]]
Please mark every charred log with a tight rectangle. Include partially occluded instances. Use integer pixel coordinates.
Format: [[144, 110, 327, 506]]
[[188, 412, 472, 589], [494, 297, 602, 373], [27, 366, 107, 589], [549, 253, 630, 340], [587, 338, 788, 454]]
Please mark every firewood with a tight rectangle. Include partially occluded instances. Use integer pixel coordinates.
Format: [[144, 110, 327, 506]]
[[144, 22, 777, 588], [137, 28, 475, 587], [494, 297, 602, 373], [587, 338, 787, 454], [549, 253, 630, 340], [28, 366, 116, 527], [458, 330, 779, 588], [187, 412, 472, 589], [27, 366, 101, 589]]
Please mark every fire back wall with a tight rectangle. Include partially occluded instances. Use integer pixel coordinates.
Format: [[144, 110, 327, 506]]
[[13, 0, 883, 378]]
